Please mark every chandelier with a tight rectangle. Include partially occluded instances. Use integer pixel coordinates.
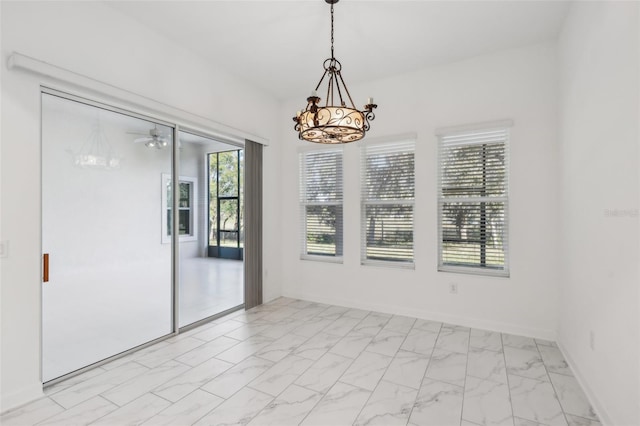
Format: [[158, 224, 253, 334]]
[[73, 114, 121, 170], [293, 0, 377, 144]]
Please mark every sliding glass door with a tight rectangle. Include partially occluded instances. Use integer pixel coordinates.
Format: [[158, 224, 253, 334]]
[[178, 132, 244, 327], [42, 91, 248, 381], [41, 92, 174, 382]]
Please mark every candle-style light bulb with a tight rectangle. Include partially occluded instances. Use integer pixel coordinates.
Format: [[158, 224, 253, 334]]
[[367, 97, 374, 105]]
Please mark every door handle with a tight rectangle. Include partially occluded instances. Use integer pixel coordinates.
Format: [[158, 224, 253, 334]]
[[43, 253, 49, 282]]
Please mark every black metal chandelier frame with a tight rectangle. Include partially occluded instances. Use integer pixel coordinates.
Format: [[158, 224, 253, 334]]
[[293, 0, 377, 144]]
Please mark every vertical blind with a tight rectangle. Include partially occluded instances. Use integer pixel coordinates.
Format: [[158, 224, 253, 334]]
[[244, 140, 263, 309], [438, 127, 509, 275], [361, 140, 415, 264], [299, 149, 343, 258]]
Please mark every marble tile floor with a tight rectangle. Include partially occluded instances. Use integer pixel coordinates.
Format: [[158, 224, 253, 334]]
[[1, 297, 600, 426]]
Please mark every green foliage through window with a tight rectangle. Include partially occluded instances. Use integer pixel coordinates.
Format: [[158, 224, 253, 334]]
[[300, 150, 343, 258], [209, 150, 243, 249], [362, 141, 415, 264], [438, 128, 509, 275]]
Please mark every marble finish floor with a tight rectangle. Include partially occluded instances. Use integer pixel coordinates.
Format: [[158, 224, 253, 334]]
[[2, 297, 599, 426]]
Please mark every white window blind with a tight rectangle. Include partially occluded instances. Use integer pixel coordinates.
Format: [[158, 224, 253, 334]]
[[299, 149, 343, 260], [361, 140, 415, 265], [438, 127, 509, 276]]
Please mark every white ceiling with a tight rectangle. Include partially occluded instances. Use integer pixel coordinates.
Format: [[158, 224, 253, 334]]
[[105, 0, 571, 101]]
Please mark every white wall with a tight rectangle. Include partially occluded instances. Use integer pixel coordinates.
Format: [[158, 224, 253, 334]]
[[0, 1, 282, 411], [280, 42, 561, 339], [558, 3, 640, 425]]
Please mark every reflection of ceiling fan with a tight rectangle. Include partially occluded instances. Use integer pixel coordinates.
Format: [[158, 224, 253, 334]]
[[128, 125, 171, 149]]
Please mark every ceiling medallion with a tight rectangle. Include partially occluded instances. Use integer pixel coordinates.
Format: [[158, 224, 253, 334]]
[[293, 0, 377, 144]]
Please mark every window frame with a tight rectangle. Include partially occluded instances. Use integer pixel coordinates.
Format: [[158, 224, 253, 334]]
[[437, 122, 511, 277], [161, 173, 197, 244], [360, 137, 416, 268], [299, 147, 344, 263], [207, 149, 244, 256]]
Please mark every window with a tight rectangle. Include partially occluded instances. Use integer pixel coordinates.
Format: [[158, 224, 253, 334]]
[[299, 149, 343, 260], [438, 125, 509, 276], [361, 139, 415, 265], [161, 174, 198, 244], [208, 149, 244, 260]]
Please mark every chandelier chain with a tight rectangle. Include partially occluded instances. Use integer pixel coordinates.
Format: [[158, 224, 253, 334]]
[[330, 3, 334, 59]]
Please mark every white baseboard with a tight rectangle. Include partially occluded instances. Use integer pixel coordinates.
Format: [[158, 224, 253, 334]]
[[557, 341, 613, 426], [281, 291, 556, 341], [0, 383, 44, 415], [263, 292, 282, 305]]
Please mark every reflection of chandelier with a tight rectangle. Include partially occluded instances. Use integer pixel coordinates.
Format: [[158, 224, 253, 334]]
[[293, 0, 377, 144], [74, 115, 121, 170]]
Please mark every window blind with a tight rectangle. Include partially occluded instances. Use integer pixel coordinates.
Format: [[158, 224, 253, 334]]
[[299, 149, 343, 259], [438, 127, 509, 276], [361, 140, 415, 265]]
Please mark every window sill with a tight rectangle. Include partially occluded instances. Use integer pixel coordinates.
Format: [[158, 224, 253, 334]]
[[300, 255, 344, 264], [438, 264, 509, 278], [361, 260, 415, 270], [161, 235, 198, 244]]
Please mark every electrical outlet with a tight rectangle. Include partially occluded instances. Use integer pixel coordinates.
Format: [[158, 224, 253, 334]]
[[0, 240, 8, 258], [449, 283, 458, 294], [589, 330, 595, 351]]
